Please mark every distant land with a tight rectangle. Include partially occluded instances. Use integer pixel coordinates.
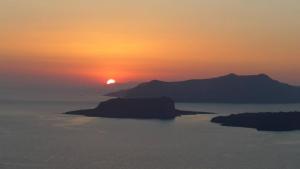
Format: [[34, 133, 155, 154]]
[[65, 97, 212, 119], [211, 112, 300, 131], [107, 73, 300, 103]]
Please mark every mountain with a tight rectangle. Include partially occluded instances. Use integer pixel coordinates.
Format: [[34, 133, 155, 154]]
[[106, 73, 300, 103]]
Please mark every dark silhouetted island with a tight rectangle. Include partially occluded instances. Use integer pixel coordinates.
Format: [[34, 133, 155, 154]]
[[211, 112, 300, 131], [107, 73, 300, 103], [66, 97, 212, 119]]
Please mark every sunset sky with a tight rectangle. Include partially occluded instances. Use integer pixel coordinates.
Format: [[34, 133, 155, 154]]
[[1, 0, 300, 96]]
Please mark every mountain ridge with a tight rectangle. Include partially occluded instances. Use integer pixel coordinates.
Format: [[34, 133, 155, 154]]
[[106, 74, 300, 103]]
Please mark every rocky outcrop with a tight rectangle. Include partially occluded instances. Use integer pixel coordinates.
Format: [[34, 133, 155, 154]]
[[211, 112, 300, 131], [66, 97, 212, 119]]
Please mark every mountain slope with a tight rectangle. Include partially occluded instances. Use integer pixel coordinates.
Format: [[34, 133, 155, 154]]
[[106, 74, 300, 103]]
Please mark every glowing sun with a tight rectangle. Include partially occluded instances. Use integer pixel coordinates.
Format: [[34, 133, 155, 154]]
[[106, 79, 116, 85]]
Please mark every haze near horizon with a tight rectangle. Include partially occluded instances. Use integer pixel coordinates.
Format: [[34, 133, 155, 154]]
[[1, 0, 300, 100]]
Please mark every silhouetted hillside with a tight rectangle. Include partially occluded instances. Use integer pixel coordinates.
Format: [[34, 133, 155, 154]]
[[211, 112, 300, 131], [65, 97, 212, 119], [107, 74, 300, 103]]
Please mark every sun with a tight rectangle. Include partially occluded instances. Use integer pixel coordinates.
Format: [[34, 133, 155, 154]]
[[106, 79, 116, 85]]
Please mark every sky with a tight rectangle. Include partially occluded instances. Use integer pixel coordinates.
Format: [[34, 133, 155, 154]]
[[0, 0, 300, 99]]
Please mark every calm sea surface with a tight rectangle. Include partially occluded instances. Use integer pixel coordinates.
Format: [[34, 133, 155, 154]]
[[1, 97, 300, 169]]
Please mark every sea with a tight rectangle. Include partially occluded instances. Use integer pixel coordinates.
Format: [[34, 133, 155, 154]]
[[1, 96, 300, 169]]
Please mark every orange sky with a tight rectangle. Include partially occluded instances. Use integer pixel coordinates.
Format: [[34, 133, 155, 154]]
[[1, 0, 300, 86]]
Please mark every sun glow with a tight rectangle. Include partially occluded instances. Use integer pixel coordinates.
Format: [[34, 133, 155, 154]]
[[106, 79, 116, 85]]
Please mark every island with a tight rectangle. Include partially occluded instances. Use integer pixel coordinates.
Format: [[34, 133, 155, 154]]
[[65, 97, 212, 119], [107, 73, 300, 103], [211, 112, 300, 131]]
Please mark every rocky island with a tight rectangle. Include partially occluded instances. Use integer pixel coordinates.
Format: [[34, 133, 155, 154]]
[[66, 97, 212, 119], [107, 74, 300, 103], [211, 112, 300, 131]]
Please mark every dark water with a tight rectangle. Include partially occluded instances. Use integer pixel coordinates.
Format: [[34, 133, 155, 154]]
[[1, 98, 300, 169]]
